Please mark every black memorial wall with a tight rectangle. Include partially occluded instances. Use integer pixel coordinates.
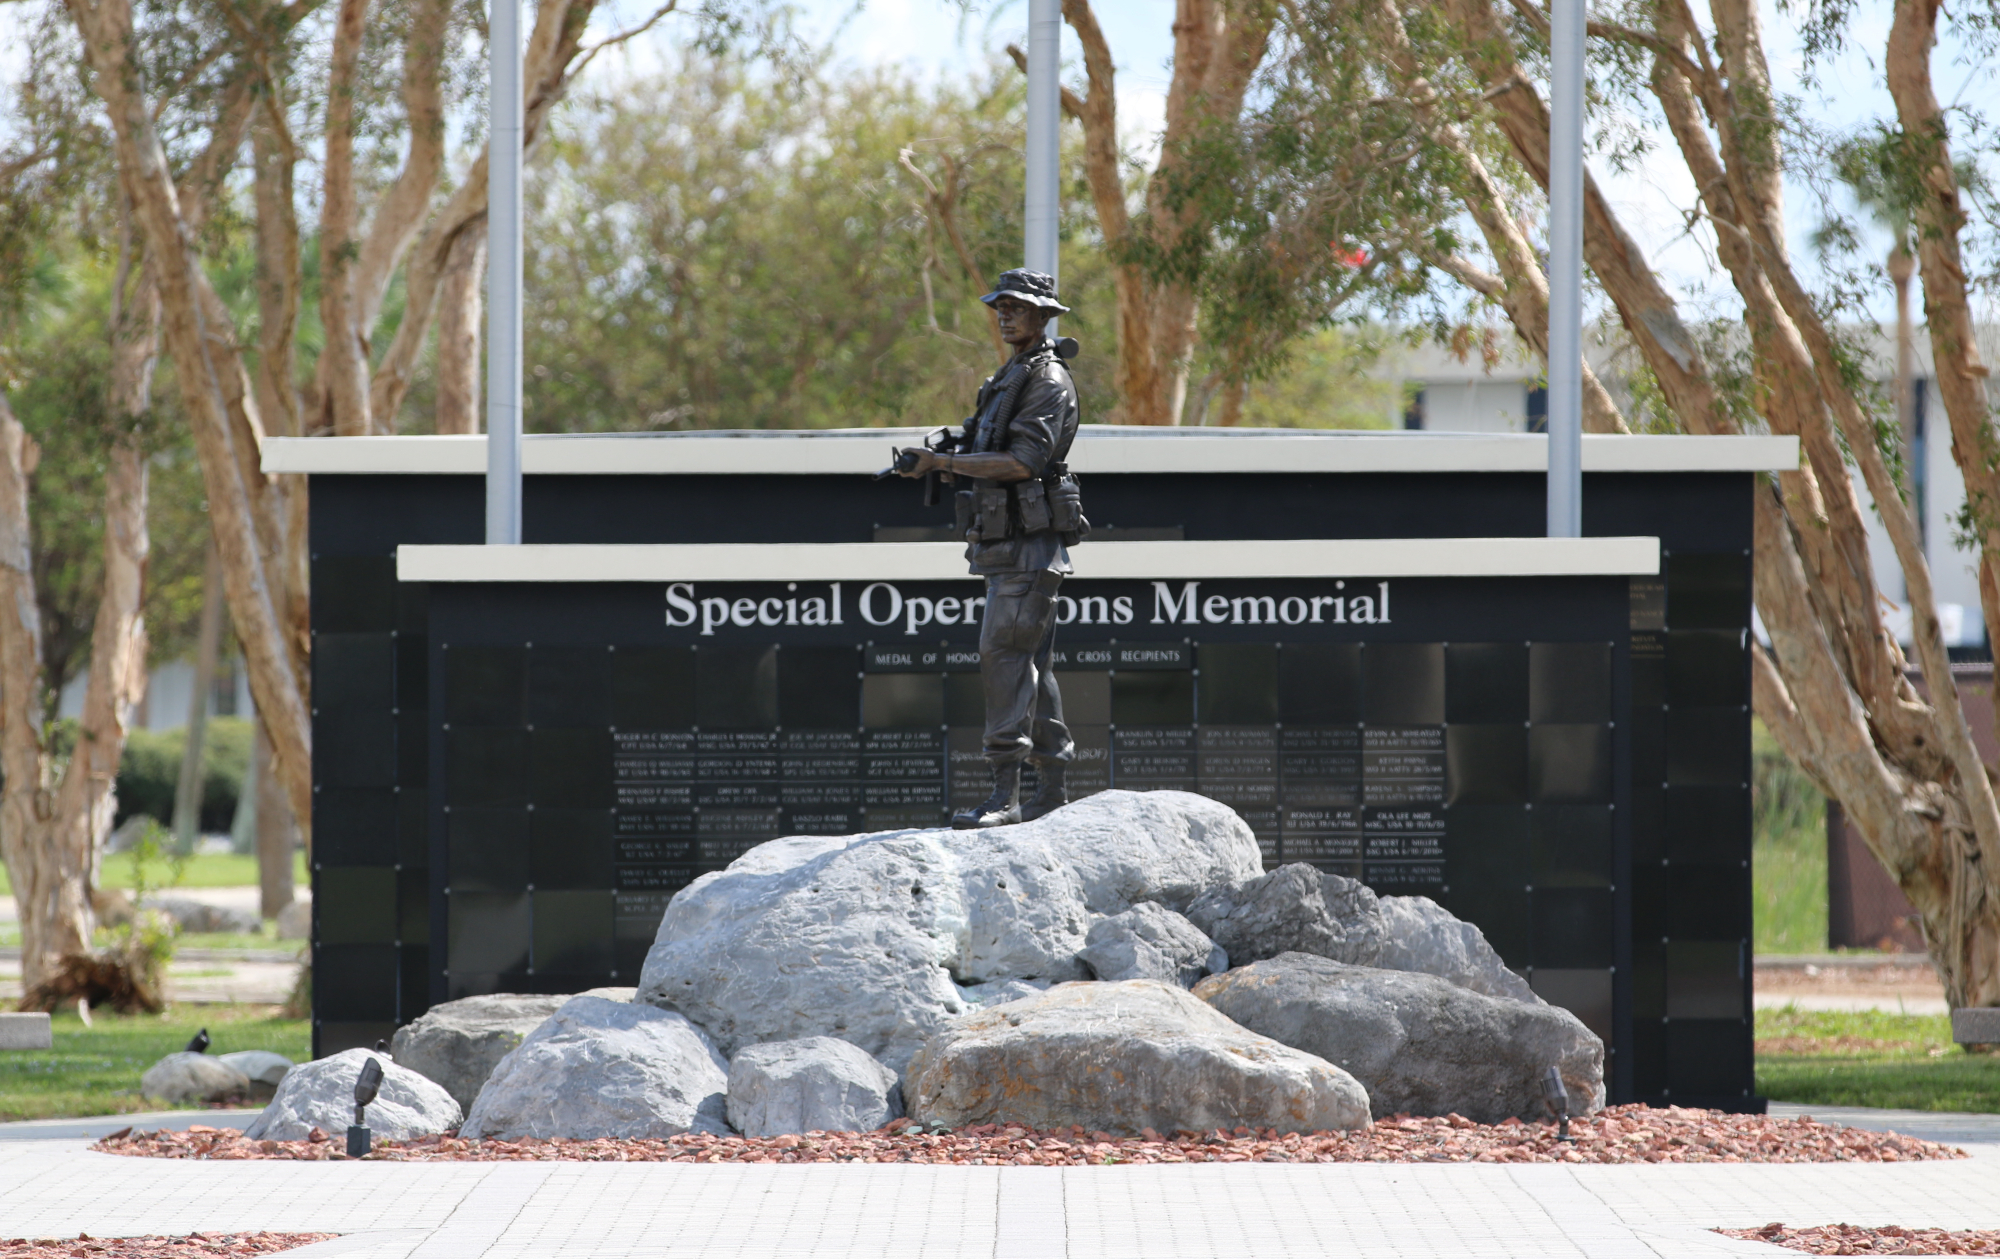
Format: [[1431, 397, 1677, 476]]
[[306, 467, 1754, 1110]]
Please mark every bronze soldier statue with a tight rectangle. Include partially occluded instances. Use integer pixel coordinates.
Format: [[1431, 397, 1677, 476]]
[[896, 269, 1087, 828]]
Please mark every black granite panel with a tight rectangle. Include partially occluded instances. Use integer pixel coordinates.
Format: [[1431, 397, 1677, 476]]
[[1529, 724, 1612, 803], [448, 892, 531, 974], [447, 727, 530, 806], [1279, 644, 1362, 724], [317, 633, 395, 711], [1665, 785, 1749, 864], [317, 867, 397, 945], [1532, 805, 1614, 888], [1533, 887, 1615, 968], [533, 890, 616, 973], [1666, 708, 1748, 787], [1445, 725, 1528, 805], [1363, 643, 1444, 725], [1665, 553, 1751, 630], [317, 710, 397, 788], [530, 728, 614, 809], [397, 790, 428, 867], [1665, 864, 1748, 938], [1664, 1020, 1749, 1096], [397, 868, 430, 945], [1532, 968, 1613, 1042], [695, 645, 778, 729], [1666, 940, 1743, 1019], [1197, 644, 1279, 724], [316, 944, 398, 1020], [448, 808, 529, 892], [944, 673, 985, 727], [317, 790, 397, 867], [1111, 672, 1194, 726], [780, 646, 863, 729], [399, 945, 431, 1022], [445, 646, 526, 726], [1530, 643, 1611, 723], [531, 808, 614, 889], [1668, 630, 1748, 708], [863, 673, 944, 729], [529, 646, 610, 727], [397, 634, 429, 710], [1445, 643, 1528, 723], [312, 557, 398, 633], [611, 647, 695, 728]]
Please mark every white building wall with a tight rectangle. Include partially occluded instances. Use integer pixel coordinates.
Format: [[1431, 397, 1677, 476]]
[[56, 658, 256, 731]]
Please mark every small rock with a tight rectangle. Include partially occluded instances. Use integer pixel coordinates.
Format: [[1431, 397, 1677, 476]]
[[1194, 953, 1604, 1123], [905, 979, 1370, 1135], [462, 995, 728, 1141], [1375, 896, 1538, 1003], [275, 900, 311, 941], [244, 1049, 462, 1142], [726, 1037, 903, 1136], [1079, 903, 1225, 987], [148, 897, 261, 935], [216, 1050, 294, 1100], [391, 990, 634, 1112], [1185, 864, 1385, 967], [140, 1052, 252, 1105]]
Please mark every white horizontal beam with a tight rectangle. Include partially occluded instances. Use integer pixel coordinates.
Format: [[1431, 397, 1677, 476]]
[[267, 432, 1798, 476], [396, 537, 1660, 583]]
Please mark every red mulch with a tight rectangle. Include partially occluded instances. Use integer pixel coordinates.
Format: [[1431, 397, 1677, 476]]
[[0, 1235, 334, 1258], [92, 1105, 1961, 1165], [1718, 1223, 2000, 1254]]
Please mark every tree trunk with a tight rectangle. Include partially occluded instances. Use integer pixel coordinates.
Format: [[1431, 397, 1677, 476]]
[[254, 718, 295, 919], [313, 0, 377, 438], [434, 218, 487, 434], [172, 539, 225, 851]]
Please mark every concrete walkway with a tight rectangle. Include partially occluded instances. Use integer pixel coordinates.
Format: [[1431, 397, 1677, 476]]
[[0, 1118, 1996, 1257]]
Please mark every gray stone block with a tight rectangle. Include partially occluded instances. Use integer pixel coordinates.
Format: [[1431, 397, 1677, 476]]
[[0, 1012, 52, 1050], [1952, 1007, 2000, 1044]]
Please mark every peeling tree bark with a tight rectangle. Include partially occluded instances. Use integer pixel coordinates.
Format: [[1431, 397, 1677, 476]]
[[434, 218, 486, 434]]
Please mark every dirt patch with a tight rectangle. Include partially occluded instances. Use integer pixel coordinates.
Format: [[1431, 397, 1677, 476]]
[[0, 1234, 334, 1258], [93, 1106, 1961, 1166], [1718, 1222, 2000, 1254]]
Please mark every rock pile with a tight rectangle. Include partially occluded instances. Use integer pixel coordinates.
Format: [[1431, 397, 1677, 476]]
[[228, 791, 1604, 1143]]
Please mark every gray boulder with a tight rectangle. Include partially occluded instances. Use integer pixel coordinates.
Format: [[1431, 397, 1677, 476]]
[[638, 790, 1262, 1071], [726, 1037, 903, 1136], [140, 1052, 251, 1105], [244, 1049, 461, 1141], [216, 1050, 294, 1100], [905, 979, 1370, 1135], [1376, 896, 1539, 1004], [1194, 953, 1604, 1124], [1079, 903, 1226, 987], [462, 995, 729, 1141], [390, 989, 635, 1111], [1185, 863, 1385, 967]]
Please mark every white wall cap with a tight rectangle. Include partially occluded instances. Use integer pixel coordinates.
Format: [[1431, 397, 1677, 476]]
[[267, 431, 1798, 476], [396, 536, 1660, 583]]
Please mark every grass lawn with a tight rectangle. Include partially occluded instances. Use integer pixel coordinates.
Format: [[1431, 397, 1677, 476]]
[[1753, 721, 1830, 954], [0, 1005, 309, 1122], [0, 851, 308, 897], [1755, 1006, 2000, 1113]]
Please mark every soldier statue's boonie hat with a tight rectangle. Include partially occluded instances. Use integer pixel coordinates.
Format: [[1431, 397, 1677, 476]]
[[980, 268, 1070, 313]]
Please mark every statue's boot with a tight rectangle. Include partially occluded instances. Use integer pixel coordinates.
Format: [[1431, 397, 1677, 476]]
[[953, 762, 1022, 829], [1019, 759, 1068, 823]]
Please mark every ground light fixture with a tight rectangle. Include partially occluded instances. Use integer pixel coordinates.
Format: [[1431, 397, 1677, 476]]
[[349, 1057, 385, 1158], [1541, 1066, 1573, 1143]]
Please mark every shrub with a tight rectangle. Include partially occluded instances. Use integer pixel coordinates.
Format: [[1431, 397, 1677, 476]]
[[114, 716, 252, 834]]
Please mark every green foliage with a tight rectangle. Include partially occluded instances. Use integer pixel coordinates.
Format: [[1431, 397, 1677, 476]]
[[1754, 720, 1830, 955], [494, 53, 1119, 434], [106, 819, 185, 990], [0, 1006, 309, 1121], [1227, 328, 1403, 429], [0, 849, 307, 898], [1756, 1007, 1999, 1113], [114, 717, 253, 836]]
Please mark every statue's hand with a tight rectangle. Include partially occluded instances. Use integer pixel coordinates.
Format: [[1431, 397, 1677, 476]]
[[894, 448, 939, 478]]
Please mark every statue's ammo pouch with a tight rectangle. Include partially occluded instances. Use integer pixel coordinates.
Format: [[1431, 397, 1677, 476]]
[[1014, 479, 1054, 535], [1047, 468, 1089, 545], [954, 489, 976, 539], [964, 486, 1014, 541]]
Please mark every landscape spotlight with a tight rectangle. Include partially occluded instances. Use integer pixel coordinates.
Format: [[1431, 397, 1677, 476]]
[[1541, 1066, 1573, 1143], [348, 1057, 384, 1158]]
